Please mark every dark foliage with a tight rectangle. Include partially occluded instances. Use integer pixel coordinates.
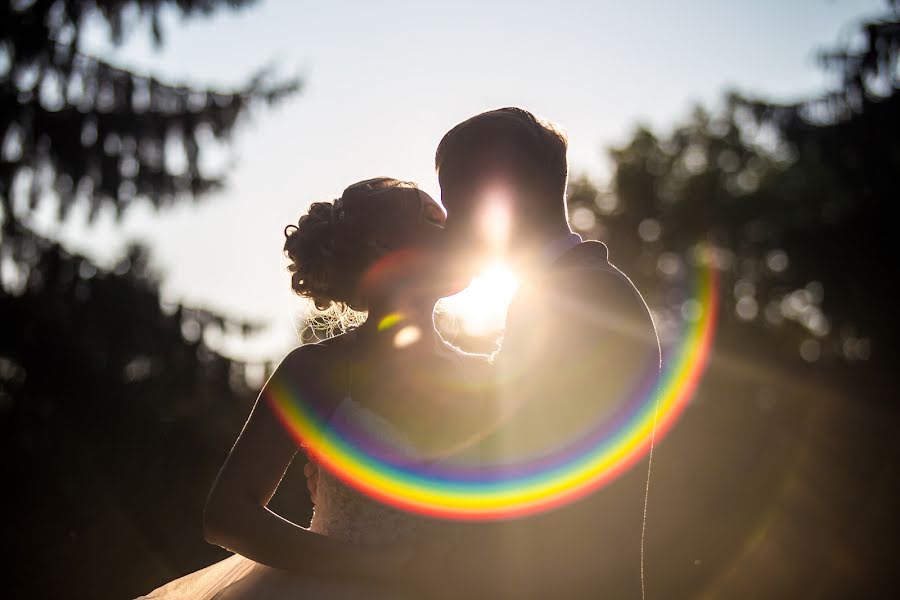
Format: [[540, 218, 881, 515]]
[[562, 3, 899, 596], [1, 2, 305, 598], [569, 1, 899, 378], [0, 0, 299, 232], [1, 230, 260, 596]]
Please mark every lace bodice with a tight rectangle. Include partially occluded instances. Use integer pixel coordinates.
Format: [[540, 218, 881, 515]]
[[308, 398, 432, 544]]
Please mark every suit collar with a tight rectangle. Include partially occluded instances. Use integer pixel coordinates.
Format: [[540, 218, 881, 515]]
[[550, 239, 610, 270], [539, 232, 583, 266]]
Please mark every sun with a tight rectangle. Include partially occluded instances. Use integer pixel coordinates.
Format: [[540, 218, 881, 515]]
[[438, 263, 520, 336]]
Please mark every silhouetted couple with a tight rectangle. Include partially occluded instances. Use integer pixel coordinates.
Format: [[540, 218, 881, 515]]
[[139, 107, 660, 599]]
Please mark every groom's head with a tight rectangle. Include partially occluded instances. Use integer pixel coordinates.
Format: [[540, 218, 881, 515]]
[[435, 107, 571, 271]]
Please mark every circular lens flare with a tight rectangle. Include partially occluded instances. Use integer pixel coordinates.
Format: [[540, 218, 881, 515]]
[[268, 257, 719, 521]]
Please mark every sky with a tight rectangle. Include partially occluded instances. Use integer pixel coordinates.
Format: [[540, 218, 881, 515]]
[[27, 0, 886, 363]]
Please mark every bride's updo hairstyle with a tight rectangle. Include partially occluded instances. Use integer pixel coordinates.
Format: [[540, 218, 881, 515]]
[[284, 177, 427, 312]]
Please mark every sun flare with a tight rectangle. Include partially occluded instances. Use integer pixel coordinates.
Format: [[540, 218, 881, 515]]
[[438, 263, 520, 336]]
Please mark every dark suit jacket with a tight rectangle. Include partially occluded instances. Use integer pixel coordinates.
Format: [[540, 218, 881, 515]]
[[450, 241, 661, 599]]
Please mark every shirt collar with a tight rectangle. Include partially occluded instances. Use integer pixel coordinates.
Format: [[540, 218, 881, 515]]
[[539, 231, 583, 266]]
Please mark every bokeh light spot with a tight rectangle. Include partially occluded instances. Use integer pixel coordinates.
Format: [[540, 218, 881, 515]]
[[735, 296, 758, 321], [799, 338, 821, 362], [572, 207, 597, 232], [766, 249, 789, 273], [378, 312, 404, 331], [638, 218, 662, 242], [681, 298, 702, 321], [393, 325, 421, 348]]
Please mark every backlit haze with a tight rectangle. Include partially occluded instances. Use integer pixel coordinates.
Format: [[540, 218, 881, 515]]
[[20, 0, 883, 365]]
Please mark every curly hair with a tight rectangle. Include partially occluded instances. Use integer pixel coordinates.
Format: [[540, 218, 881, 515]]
[[283, 177, 423, 312]]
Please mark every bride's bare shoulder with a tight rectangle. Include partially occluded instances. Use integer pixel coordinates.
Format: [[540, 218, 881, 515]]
[[279, 332, 353, 375]]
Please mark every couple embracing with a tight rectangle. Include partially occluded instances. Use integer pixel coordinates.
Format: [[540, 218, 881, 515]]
[[140, 107, 660, 599]]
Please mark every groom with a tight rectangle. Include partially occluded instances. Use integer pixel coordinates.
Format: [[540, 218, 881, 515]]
[[309, 108, 660, 598], [432, 107, 660, 599]]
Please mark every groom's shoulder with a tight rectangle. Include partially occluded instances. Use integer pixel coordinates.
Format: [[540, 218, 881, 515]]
[[550, 241, 643, 302], [543, 241, 657, 338], [506, 240, 656, 339], [551, 240, 626, 277], [555, 239, 611, 267]]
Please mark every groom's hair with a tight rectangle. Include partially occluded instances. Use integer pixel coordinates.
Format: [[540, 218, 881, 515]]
[[435, 107, 569, 202]]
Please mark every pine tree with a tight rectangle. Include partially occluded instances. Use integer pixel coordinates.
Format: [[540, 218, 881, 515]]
[[1, 4, 305, 597], [568, 0, 899, 375], [0, 0, 298, 235]]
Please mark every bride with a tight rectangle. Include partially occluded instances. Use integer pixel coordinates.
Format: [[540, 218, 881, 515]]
[[138, 177, 490, 599]]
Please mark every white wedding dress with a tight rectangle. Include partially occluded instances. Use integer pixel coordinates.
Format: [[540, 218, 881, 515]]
[[137, 397, 435, 600]]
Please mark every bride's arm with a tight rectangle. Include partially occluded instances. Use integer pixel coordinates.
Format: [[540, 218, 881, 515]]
[[202, 345, 402, 579]]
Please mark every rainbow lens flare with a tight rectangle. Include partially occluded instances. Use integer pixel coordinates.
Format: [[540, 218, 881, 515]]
[[268, 262, 719, 521]]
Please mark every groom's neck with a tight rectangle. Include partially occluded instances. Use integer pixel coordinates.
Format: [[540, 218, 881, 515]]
[[510, 219, 574, 269], [531, 222, 574, 245]]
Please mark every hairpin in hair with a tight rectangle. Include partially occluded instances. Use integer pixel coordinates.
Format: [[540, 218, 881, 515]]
[[333, 198, 346, 223]]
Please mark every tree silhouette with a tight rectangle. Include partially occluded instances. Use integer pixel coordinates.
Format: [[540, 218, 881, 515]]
[[1, 0, 298, 233], [563, 4, 899, 596], [569, 1, 899, 381], [1, 3, 304, 598]]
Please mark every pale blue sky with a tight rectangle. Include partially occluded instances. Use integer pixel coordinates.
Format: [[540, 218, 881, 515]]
[[29, 0, 885, 362]]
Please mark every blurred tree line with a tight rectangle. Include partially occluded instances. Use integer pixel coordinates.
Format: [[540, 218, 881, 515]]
[[568, 4, 898, 385], [558, 3, 899, 597], [1, 1, 304, 598]]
